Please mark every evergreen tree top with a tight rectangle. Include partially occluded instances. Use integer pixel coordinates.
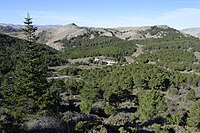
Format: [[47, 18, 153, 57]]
[[22, 13, 37, 43], [24, 13, 33, 25]]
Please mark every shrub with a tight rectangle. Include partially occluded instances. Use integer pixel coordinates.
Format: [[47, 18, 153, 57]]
[[104, 105, 115, 116], [187, 100, 200, 128], [186, 89, 196, 101]]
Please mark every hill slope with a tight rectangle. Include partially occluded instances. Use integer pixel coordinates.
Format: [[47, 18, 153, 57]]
[[181, 28, 200, 38], [0, 33, 64, 75], [0, 25, 19, 33]]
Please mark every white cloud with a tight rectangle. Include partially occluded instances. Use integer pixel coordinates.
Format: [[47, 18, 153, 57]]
[[156, 8, 200, 29], [76, 8, 200, 29], [99, 8, 200, 29]]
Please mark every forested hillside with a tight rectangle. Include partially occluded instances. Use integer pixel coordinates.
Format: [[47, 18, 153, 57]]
[[1, 20, 200, 133], [0, 33, 66, 76], [61, 36, 137, 61], [57, 26, 200, 132]]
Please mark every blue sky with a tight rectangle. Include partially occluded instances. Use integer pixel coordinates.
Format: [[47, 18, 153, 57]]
[[1, 0, 200, 29]]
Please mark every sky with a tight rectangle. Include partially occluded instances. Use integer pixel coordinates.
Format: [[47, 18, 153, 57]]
[[1, 0, 200, 29]]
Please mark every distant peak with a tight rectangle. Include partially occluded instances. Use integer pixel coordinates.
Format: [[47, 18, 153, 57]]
[[155, 25, 170, 29], [71, 23, 77, 26], [66, 23, 78, 27], [62, 23, 79, 29]]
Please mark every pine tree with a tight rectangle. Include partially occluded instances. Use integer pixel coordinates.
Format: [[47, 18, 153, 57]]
[[6, 13, 60, 120], [187, 100, 200, 129], [138, 90, 167, 122], [23, 13, 37, 42]]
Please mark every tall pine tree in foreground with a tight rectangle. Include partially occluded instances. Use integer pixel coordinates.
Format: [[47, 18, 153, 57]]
[[7, 13, 60, 120]]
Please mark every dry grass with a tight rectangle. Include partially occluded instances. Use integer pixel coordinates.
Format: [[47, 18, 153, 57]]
[[25, 116, 68, 132], [194, 51, 200, 60]]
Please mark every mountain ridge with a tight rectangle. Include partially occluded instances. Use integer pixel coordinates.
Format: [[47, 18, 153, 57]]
[[0, 23, 62, 29], [0, 23, 195, 50]]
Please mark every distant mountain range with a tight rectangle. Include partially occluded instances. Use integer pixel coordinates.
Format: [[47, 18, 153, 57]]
[[0, 23, 62, 29], [0, 23, 199, 50]]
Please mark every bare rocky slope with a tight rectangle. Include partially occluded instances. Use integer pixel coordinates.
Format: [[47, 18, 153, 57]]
[[0, 25, 20, 33], [181, 28, 200, 38], [0, 23, 186, 50]]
